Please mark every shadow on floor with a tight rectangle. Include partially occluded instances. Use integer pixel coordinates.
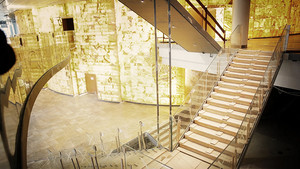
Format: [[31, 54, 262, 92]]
[[240, 87, 300, 169]]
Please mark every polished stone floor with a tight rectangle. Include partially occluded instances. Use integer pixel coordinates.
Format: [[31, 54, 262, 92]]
[[26, 89, 170, 166]]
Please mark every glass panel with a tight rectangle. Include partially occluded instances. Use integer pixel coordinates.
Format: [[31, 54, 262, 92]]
[[31, 131, 171, 169], [0, 31, 71, 168], [230, 25, 242, 48], [170, 47, 238, 151]]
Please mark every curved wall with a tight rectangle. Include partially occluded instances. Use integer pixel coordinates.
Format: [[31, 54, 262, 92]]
[[13, 0, 187, 105]]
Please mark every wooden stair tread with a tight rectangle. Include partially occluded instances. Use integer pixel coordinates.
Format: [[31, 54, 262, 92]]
[[230, 62, 267, 70], [224, 71, 263, 81], [214, 86, 255, 99], [235, 53, 271, 61], [185, 131, 229, 152], [164, 151, 211, 169], [218, 81, 258, 93], [179, 139, 220, 160], [177, 112, 193, 119], [194, 117, 238, 135], [150, 122, 177, 138], [149, 121, 169, 135], [233, 57, 269, 65], [198, 110, 242, 128], [206, 98, 249, 113], [185, 131, 241, 156], [227, 66, 265, 76], [203, 104, 245, 120], [177, 147, 213, 164], [210, 92, 251, 106], [190, 124, 234, 144], [180, 139, 232, 162], [221, 76, 260, 87]]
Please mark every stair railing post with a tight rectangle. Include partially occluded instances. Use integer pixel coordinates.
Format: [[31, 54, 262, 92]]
[[224, 30, 226, 48], [260, 88, 263, 112], [59, 152, 64, 169], [232, 136, 238, 169], [246, 102, 252, 142], [176, 118, 181, 142], [258, 88, 263, 112], [168, 0, 173, 151], [217, 60, 220, 78], [138, 132, 141, 151], [276, 49, 281, 67], [268, 69, 272, 89], [154, 0, 160, 149], [189, 93, 192, 117], [139, 121, 146, 150], [246, 118, 250, 142], [205, 10, 208, 31]]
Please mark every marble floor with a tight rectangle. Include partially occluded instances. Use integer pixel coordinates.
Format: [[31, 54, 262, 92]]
[[26, 89, 170, 166]]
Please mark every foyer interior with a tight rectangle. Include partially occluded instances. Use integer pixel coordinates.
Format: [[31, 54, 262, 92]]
[[1, 0, 300, 169]]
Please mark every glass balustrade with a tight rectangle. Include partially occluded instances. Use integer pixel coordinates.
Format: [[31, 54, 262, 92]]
[[0, 32, 71, 168], [208, 25, 290, 169]]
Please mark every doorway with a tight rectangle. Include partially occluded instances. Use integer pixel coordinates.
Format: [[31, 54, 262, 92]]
[[85, 73, 97, 94]]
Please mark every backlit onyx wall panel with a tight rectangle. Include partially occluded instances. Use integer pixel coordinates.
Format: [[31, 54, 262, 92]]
[[115, 2, 185, 105], [11, 0, 186, 105], [178, 0, 300, 39]]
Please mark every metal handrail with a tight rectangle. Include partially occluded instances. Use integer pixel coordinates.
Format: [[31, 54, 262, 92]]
[[15, 55, 71, 168], [185, 0, 226, 43]]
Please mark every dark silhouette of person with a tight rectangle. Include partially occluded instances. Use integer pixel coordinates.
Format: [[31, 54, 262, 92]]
[[0, 29, 16, 75]]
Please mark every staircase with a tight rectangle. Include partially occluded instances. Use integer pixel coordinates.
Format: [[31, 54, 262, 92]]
[[177, 50, 273, 167]]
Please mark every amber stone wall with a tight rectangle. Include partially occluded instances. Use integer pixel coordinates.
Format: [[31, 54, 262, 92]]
[[115, 2, 185, 105], [178, 0, 300, 39], [11, 0, 186, 105]]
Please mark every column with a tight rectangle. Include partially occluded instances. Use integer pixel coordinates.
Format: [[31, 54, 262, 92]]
[[231, 0, 251, 48]]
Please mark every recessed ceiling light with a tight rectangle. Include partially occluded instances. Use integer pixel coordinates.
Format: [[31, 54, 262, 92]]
[[141, 0, 144, 3]]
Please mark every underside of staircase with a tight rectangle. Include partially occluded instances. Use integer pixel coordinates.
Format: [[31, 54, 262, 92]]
[[118, 0, 222, 53], [176, 49, 273, 168]]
